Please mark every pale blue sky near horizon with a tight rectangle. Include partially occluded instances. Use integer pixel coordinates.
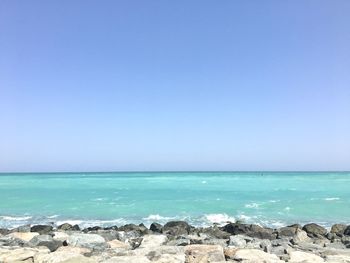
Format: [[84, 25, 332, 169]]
[[0, 0, 349, 172]]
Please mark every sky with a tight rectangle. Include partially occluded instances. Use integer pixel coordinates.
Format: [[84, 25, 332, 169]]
[[0, 0, 349, 172]]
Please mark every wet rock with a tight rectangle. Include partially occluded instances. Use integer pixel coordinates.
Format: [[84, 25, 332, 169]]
[[330, 224, 347, 237], [150, 222, 163, 233], [28, 234, 62, 252], [222, 223, 276, 240], [277, 226, 298, 238], [57, 223, 80, 231], [200, 226, 231, 239], [119, 223, 149, 235], [30, 224, 53, 235], [162, 221, 191, 236], [302, 223, 327, 238], [344, 225, 350, 236], [185, 244, 225, 263]]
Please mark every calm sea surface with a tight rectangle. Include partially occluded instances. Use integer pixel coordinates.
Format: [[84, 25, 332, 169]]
[[0, 172, 349, 228]]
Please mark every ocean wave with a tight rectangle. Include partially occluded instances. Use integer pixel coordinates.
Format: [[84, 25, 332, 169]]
[[0, 216, 32, 221], [203, 214, 235, 225], [142, 214, 174, 221]]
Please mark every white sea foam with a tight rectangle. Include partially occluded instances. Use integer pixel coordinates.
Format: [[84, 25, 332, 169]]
[[142, 214, 174, 221], [324, 197, 340, 201], [203, 214, 235, 225], [284, 207, 291, 211], [245, 203, 260, 209], [1, 216, 32, 221], [201, 180, 207, 184]]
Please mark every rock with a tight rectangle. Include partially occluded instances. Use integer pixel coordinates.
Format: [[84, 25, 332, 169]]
[[184, 244, 225, 263], [0, 228, 10, 235], [167, 236, 191, 246], [224, 247, 238, 260], [57, 223, 80, 231], [342, 236, 350, 248], [30, 224, 53, 234], [232, 248, 283, 262], [200, 226, 231, 239], [116, 230, 141, 242], [222, 223, 276, 240], [35, 250, 95, 263], [277, 226, 298, 238], [104, 256, 151, 263], [153, 253, 185, 263], [66, 233, 106, 249], [29, 234, 62, 252], [56, 245, 91, 254], [140, 234, 168, 248], [228, 235, 247, 247], [0, 235, 28, 247], [108, 239, 130, 249], [325, 254, 350, 262], [344, 225, 350, 236], [150, 222, 163, 233], [289, 250, 324, 262], [0, 247, 49, 262], [13, 225, 31, 233], [291, 229, 311, 244], [330, 224, 347, 237], [303, 223, 327, 238], [8, 232, 39, 242], [129, 237, 143, 249], [91, 229, 119, 241], [52, 231, 70, 242], [162, 221, 191, 236], [119, 224, 149, 235]]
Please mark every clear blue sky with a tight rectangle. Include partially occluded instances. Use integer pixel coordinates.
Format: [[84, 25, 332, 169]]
[[1, 0, 349, 172]]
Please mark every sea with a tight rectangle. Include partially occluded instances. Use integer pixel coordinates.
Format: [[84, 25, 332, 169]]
[[0, 172, 349, 229]]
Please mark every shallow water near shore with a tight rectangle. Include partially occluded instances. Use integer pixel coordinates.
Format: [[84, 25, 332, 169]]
[[0, 172, 349, 229]]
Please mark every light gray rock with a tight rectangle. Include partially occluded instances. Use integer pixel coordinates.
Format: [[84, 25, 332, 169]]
[[66, 233, 107, 249], [228, 235, 247, 247], [29, 234, 62, 252], [8, 232, 39, 242], [185, 244, 226, 263], [232, 248, 283, 262], [289, 250, 325, 262]]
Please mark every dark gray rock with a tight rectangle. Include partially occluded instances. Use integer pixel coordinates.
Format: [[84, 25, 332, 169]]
[[0, 228, 10, 235], [30, 225, 53, 235], [276, 226, 298, 238], [162, 221, 191, 236], [57, 223, 80, 231], [119, 224, 149, 235], [222, 223, 276, 240], [341, 236, 350, 248], [330, 224, 347, 236], [84, 226, 102, 232], [344, 225, 350, 236], [150, 222, 163, 233], [0, 236, 28, 247], [199, 226, 231, 239], [302, 223, 327, 238], [129, 237, 143, 249], [93, 230, 118, 241], [29, 234, 62, 252]]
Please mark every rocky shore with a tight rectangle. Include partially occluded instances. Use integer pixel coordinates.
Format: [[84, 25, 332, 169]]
[[0, 221, 350, 262]]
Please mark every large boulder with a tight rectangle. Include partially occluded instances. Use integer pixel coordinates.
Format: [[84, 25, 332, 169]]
[[8, 232, 39, 242], [232, 248, 283, 262], [185, 244, 225, 263], [30, 225, 53, 234], [302, 223, 327, 238], [330, 224, 347, 236], [150, 222, 163, 233], [29, 234, 62, 252], [57, 223, 80, 231], [222, 223, 276, 240], [162, 221, 191, 236], [66, 233, 107, 249], [288, 250, 324, 263], [344, 225, 350, 236], [276, 226, 299, 238], [199, 226, 231, 239], [119, 223, 149, 235]]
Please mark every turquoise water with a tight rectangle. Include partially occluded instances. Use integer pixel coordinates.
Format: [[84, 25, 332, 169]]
[[0, 172, 349, 229]]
